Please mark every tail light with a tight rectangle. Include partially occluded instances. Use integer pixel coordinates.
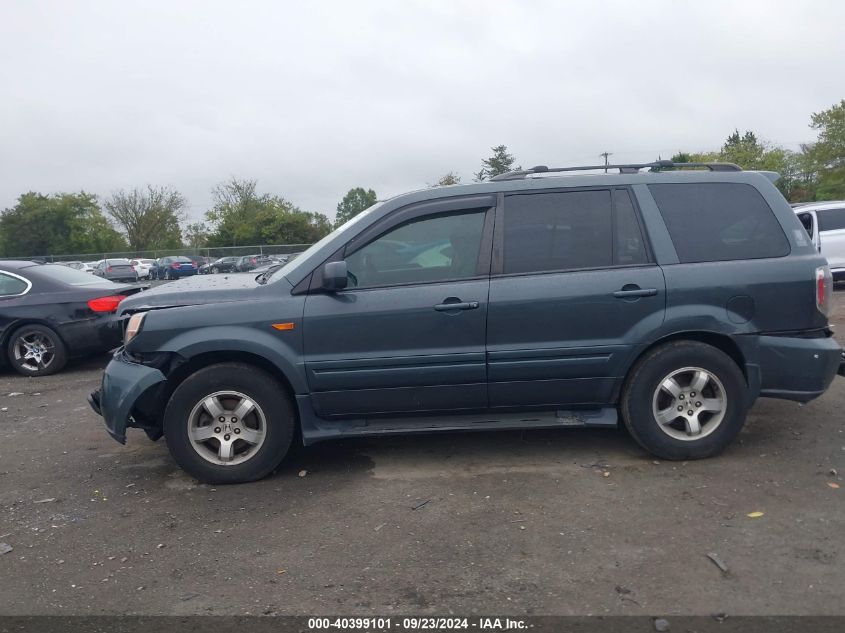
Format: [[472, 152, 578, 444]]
[[170, 262, 181, 269], [106, 266, 113, 273], [192, 261, 198, 268], [88, 295, 126, 313], [816, 265, 832, 316]]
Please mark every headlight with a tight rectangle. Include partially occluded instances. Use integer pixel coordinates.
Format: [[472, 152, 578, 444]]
[[125, 312, 147, 345]]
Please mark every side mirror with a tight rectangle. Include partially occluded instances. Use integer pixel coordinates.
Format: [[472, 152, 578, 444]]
[[322, 261, 348, 291]]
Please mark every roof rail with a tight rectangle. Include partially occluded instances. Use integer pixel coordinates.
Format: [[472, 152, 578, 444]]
[[489, 160, 742, 181]]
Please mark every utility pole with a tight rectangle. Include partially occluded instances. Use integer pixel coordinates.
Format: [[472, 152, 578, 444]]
[[599, 152, 612, 173]]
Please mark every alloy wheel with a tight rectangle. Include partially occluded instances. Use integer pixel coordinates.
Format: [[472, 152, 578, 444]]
[[651, 366, 727, 441], [14, 332, 56, 373], [186, 391, 267, 465]]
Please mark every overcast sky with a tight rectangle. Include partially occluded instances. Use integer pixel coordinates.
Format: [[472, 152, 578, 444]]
[[1, 0, 843, 222]]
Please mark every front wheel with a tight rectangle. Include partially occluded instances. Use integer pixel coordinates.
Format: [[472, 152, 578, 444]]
[[211, 266, 219, 274], [7, 324, 68, 376], [163, 363, 296, 484], [620, 341, 747, 461]]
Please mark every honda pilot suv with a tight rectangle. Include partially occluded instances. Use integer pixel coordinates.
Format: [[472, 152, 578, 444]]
[[89, 160, 844, 484]]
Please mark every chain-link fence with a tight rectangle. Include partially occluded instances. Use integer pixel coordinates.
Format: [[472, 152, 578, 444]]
[[1, 243, 313, 263]]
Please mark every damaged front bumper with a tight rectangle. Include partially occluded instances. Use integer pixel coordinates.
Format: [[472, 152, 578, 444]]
[[88, 350, 166, 444]]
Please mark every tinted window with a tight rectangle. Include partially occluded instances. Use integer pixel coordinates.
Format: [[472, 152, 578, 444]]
[[613, 189, 649, 266], [106, 259, 131, 266], [503, 190, 612, 274], [345, 210, 486, 288], [0, 272, 29, 296], [649, 183, 789, 263], [817, 208, 845, 232]]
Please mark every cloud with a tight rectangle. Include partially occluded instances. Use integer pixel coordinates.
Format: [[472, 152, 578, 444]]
[[1, 0, 843, 221]]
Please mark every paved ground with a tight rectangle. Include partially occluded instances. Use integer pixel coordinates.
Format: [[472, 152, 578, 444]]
[[0, 291, 843, 617]]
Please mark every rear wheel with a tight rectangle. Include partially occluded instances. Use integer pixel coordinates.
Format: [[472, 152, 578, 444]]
[[7, 324, 68, 376], [163, 363, 296, 484], [620, 341, 747, 460]]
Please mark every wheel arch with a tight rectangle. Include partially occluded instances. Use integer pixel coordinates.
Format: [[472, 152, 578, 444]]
[[130, 349, 302, 440], [1, 319, 68, 351], [165, 350, 298, 406], [617, 331, 748, 402]]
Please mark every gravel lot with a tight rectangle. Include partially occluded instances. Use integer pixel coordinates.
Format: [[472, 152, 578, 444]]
[[0, 287, 843, 616]]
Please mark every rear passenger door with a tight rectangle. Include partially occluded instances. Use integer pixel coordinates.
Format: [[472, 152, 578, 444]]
[[486, 188, 665, 408]]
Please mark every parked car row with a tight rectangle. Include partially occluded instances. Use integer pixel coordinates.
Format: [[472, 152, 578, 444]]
[[199, 253, 299, 274], [57, 253, 303, 279]]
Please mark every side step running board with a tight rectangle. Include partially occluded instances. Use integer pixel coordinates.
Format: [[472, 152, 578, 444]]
[[313, 408, 618, 440]]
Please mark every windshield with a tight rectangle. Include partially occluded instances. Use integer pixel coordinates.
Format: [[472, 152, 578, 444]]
[[266, 200, 385, 284], [28, 264, 116, 286]]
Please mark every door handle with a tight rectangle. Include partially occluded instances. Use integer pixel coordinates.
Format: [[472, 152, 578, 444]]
[[613, 286, 658, 299], [434, 300, 480, 312]]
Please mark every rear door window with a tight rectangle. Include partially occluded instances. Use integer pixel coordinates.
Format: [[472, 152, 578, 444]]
[[817, 208, 845, 232], [613, 189, 649, 266], [648, 183, 790, 263], [501, 190, 614, 274]]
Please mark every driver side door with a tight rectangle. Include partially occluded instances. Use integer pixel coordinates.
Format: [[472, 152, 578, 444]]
[[302, 195, 496, 418]]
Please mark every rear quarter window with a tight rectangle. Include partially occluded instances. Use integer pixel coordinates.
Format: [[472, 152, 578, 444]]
[[648, 183, 790, 263]]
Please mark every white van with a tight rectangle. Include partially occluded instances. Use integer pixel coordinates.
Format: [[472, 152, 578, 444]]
[[794, 201, 845, 280]]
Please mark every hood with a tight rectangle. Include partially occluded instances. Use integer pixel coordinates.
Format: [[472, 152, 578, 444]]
[[118, 273, 262, 314]]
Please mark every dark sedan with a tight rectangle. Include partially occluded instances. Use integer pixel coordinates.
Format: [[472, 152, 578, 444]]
[[199, 256, 239, 274], [150, 256, 199, 280], [236, 254, 273, 272], [0, 261, 145, 376]]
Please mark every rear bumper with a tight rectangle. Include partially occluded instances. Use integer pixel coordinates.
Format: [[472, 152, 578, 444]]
[[741, 333, 842, 403], [59, 315, 123, 356], [88, 352, 166, 443]]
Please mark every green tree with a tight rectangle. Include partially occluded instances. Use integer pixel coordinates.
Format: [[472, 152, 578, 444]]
[[474, 145, 519, 181], [0, 192, 126, 257], [670, 131, 800, 198], [206, 178, 332, 246], [335, 187, 377, 227], [183, 222, 210, 249], [103, 185, 185, 250], [431, 172, 461, 187], [802, 99, 845, 200]]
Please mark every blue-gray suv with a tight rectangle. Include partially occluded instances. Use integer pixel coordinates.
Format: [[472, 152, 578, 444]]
[[89, 160, 844, 483]]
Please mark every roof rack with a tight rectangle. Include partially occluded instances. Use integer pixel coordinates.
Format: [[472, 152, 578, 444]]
[[489, 160, 742, 181]]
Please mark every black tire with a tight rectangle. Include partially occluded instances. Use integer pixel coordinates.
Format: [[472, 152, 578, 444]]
[[6, 324, 68, 377], [163, 362, 296, 484], [620, 341, 747, 461], [165, 270, 173, 281], [211, 266, 219, 274]]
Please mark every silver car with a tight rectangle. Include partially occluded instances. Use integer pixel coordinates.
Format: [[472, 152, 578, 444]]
[[93, 258, 138, 283]]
